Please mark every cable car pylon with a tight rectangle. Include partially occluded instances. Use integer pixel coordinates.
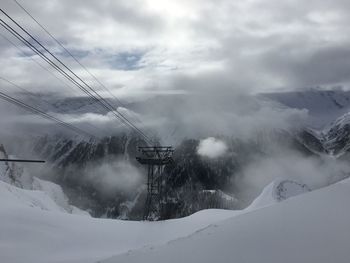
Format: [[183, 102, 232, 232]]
[[136, 146, 174, 220]]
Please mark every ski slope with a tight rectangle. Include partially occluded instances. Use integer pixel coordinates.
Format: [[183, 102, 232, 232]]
[[1, 178, 349, 263], [104, 179, 350, 263], [0, 180, 238, 263]]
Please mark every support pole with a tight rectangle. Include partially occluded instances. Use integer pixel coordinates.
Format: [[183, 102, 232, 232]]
[[136, 146, 173, 220], [0, 159, 45, 163]]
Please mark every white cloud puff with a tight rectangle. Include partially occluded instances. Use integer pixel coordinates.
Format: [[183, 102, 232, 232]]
[[197, 137, 227, 158]]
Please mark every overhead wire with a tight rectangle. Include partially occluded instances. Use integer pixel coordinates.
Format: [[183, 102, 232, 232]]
[[0, 18, 116, 137], [12, 0, 124, 104], [0, 30, 105, 132], [0, 76, 104, 136], [0, 30, 78, 95], [11, 0, 151, 135], [12, 0, 145, 122], [0, 8, 151, 143], [0, 9, 152, 144], [0, 77, 96, 138]]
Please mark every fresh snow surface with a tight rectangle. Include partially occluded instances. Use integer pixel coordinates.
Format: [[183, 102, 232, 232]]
[[31, 177, 89, 215], [103, 179, 350, 263], [32, 177, 73, 213], [0, 177, 347, 263], [0, 180, 238, 263], [0, 180, 70, 213]]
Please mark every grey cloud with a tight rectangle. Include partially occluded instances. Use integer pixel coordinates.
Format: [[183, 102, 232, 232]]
[[1, 0, 350, 134], [261, 44, 350, 88]]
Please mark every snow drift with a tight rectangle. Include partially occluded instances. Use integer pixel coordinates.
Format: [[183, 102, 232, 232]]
[[1, 174, 349, 263], [103, 179, 350, 263], [247, 179, 310, 210], [0, 179, 237, 263]]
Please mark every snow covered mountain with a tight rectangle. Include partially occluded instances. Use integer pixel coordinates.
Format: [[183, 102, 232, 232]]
[[18, 88, 350, 132], [0, 178, 238, 263], [31, 133, 142, 167], [102, 178, 350, 263], [262, 88, 350, 128], [0, 144, 32, 188], [23, 88, 350, 125], [26, 133, 148, 218], [0, 172, 349, 263], [23, 134, 243, 219], [260, 89, 350, 157], [27, 130, 316, 219], [3, 128, 314, 220], [17, 92, 109, 115], [322, 112, 350, 156], [246, 179, 310, 209], [6, 88, 350, 221], [298, 111, 350, 157], [0, 144, 88, 215]]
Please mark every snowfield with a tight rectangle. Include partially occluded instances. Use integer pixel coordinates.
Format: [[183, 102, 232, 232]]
[[0, 178, 350, 263], [104, 180, 350, 263], [0, 180, 238, 263]]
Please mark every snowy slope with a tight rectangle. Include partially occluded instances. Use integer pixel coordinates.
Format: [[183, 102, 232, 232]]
[[103, 180, 350, 263], [0, 144, 33, 188], [0, 143, 87, 216], [0, 176, 337, 263], [321, 112, 350, 156], [0, 180, 238, 263], [246, 179, 310, 210], [32, 177, 89, 215], [298, 111, 350, 156], [0, 180, 71, 213]]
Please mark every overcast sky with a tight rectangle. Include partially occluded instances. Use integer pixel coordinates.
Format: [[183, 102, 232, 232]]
[[1, 0, 350, 101]]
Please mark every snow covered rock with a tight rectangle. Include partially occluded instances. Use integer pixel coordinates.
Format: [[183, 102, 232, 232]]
[[247, 179, 310, 210], [298, 111, 350, 157], [321, 112, 350, 156], [0, 144, 89, 216], [0, 144, 32, 188]]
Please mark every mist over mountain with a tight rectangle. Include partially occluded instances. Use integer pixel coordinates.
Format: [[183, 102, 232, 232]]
[[262, 88, 350, 128], [2, 88, 350, 220], [1, 0, 350, 261]]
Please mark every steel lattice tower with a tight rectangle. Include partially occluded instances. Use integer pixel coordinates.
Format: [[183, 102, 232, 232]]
[[136, 146, 174, 220]]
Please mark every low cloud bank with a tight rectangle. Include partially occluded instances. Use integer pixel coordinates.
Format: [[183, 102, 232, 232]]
[[235, 150, 350, 206], [84, 159, 144, 198]]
